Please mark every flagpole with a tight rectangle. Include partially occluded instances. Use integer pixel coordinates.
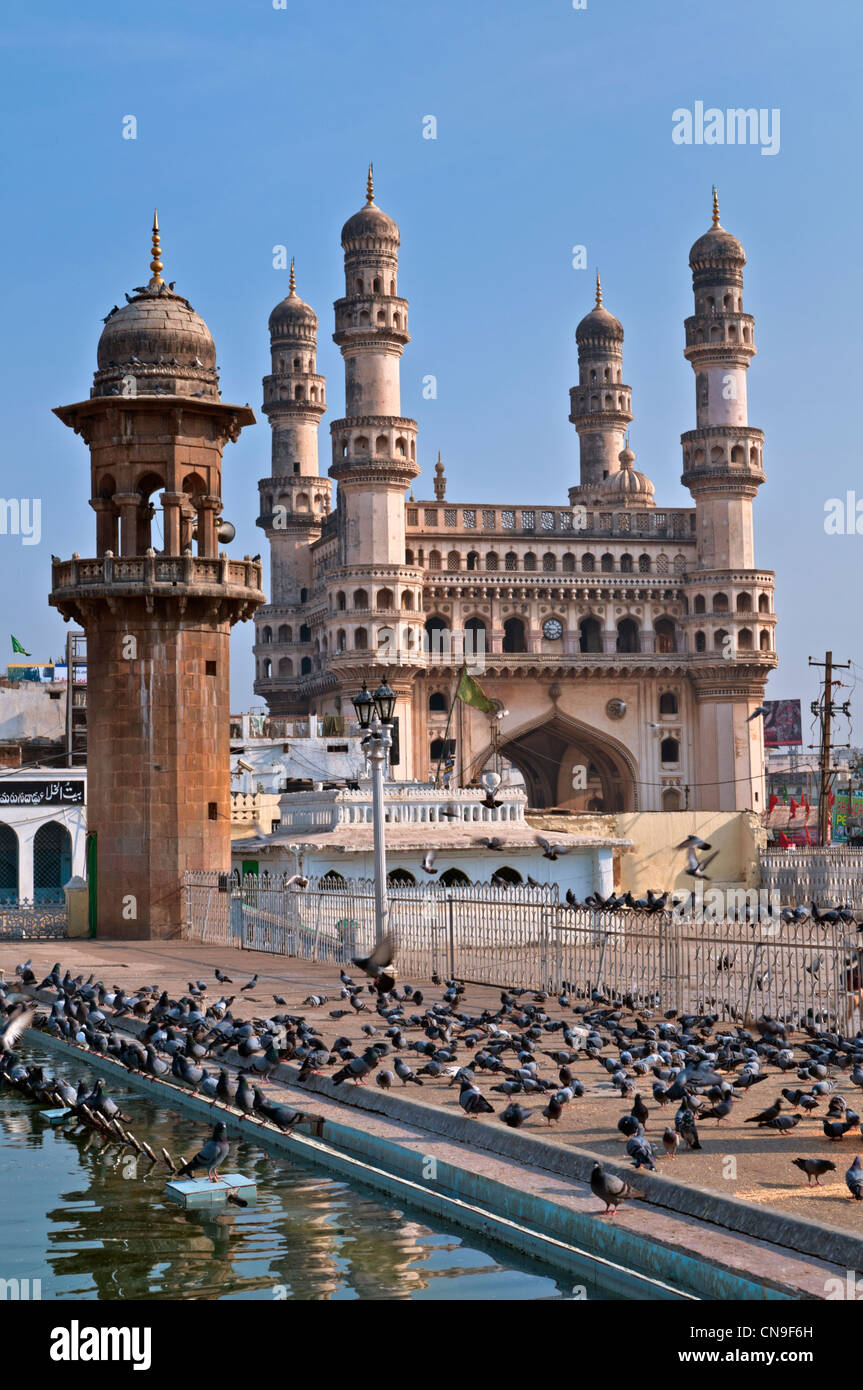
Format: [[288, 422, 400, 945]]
[[434, 666, 463, 788]]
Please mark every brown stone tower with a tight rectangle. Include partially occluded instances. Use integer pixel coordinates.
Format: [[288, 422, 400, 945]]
[[50, 213, 263, 938]]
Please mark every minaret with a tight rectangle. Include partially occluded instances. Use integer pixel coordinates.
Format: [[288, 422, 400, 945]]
[[681, 188, 762, 569], [49, 213, 263, 938], [255, 261, 329, 713], [329, 166, 420, 566], [568, 274, 634, 500], [680, 190, 775, 812]]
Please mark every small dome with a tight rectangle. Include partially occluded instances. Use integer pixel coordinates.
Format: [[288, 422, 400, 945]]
[[269, 263, 317, 336], [576, 275, 623, 343], [93, 214, 219, 400], [608, 447, 655, 501], [341, 166, 399, 246], [689, 189, 745, 267]]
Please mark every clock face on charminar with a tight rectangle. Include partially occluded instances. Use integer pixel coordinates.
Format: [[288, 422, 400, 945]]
[[542, 617, 563, 640]]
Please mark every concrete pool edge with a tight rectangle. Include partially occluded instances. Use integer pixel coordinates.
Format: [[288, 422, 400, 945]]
[[20, 1026, 844, 1301]]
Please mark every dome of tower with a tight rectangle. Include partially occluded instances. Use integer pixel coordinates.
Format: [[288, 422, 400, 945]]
[[608, 446, 655, 501], [341, 166, 400, 246], [576, 275, 623, 343], [269, 263, 318, 336], [689, 189, 745, 267], [93, 213, 219, 399]]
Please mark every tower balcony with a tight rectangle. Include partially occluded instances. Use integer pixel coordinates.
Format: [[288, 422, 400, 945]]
[[50, 551, 264, 627]]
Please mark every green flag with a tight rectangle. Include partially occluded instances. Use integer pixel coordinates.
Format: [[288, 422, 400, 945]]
[[456, 665, 496, 714], [11, 635, 31, 656]]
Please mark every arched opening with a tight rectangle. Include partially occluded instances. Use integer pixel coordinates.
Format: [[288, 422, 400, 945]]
[[542, 552, 556, 572], [581, 553, 595, 573], [321, 870, 346, 887], [524, 552, 537, 572], [491, 866, 522, 886], [387, 868, 416, 885], [661, 787, 682, 810], [485, 552, 499, 571], [336, 591, 346, 611], [620, 553, 633, 573], [299, 623, 311, 642], [714, 628, 728, 651], [562, 553, 575, 573], [0, 824, 19, 904], [758, 593, 770, 613], [654, 617, 676, 653], [278, 657, 293, 677], [500, 712, 636, 811], [638, 554, 651, 574], [300, 656, 312, 674], [694, 594, 706, 614], [503, 616, 526, 653], [376, 588, 394, 611], [354, 628, 368, 651], [760, 629, 771, 651], [353, 589, 368, 609], [428, 549, 442, 570], [33, 821, 73, 903], [579, 616, 602, 652], [713, 593, 729, 613], [659, 691, 678, 716], [616, 617, 639, 652], [600, 553, 614, 573], [736, 593, 752, 612], [429, 691, 448, 713], [466, 551, 479, 571], [695, 630, 706, 652], [261, 625, 273, 644], [660, 737, 680, 764], [277, 624, 291, 642], [439, 867, 470, 887], [425, 615, 450, 659], [738, 627, 753, 650], [401, 591, 414, 610], [447, 550, 461, 571]]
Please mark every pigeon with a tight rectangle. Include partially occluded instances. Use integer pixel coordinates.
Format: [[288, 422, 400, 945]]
[[0, 1006, 35, 1053], [791, 1157, 837, 1188], [747, 705, 769, 721], [662, 1127, 680, 1159], [241, 974, 259, 992], [590, 1162, 640, 1215], [333, 1046, 381, 1085], [845, 1156, 863, 1199], [626, 1134, 656, 1170], [675, 1106, 702, 1151], [421, 850, 438, 875], [684, 845, 719, 880], [393, 1057, 423, 1087], [500, 1102, 530, 1129], [177, 1122, 230, 1182], [534, 835, 571, 861], [823, 1118, 855, 1141], [458, 1077, 494, 1117], [215, 969, 233, 983], [474, 836, 505, 851], [352, 935, 398, 994]]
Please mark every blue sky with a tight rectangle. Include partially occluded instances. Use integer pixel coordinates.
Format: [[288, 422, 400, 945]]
[[2, 0, 861, 742]]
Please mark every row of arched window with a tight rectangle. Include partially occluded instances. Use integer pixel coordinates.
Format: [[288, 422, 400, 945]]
[[690, 592, 770, 614], [694, 628, 772, 652], [425, 613, 677, 653], [422, 550, 686, 575], [331, 588, 414, 612]]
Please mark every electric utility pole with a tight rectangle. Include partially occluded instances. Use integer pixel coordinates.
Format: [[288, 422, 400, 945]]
[[808, 651, 851, 846]]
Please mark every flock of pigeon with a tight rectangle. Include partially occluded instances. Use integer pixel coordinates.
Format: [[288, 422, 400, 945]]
[[2, 939, 863, 1219]]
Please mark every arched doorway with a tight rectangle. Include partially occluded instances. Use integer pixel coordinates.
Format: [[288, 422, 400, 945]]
[[33, 821, 73, 903], [0, 824, 18, 904], [499, 713, 637, 811], [440, 867, 470, 886]]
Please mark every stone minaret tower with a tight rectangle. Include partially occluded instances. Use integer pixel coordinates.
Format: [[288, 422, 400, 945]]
[[254, 262, 330, 713], [569, 275, 634, 500], [680, 190, 775, 810], [50, 214, 263, 938], [327, 169, 422, 763], [329, 167, 420, 566]]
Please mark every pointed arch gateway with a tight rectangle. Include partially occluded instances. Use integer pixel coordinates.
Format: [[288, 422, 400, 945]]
[[495, 710, 638, 811]]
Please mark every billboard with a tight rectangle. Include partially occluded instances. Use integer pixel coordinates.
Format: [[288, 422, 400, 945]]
[[762, 699, 802, 747]]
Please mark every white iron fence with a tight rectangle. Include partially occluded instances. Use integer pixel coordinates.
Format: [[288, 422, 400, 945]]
[[184, 871, 862, 1030], [760, 848, 863, 907]]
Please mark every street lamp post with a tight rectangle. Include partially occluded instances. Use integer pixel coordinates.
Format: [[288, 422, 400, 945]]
[[351, 680, 397, 946]]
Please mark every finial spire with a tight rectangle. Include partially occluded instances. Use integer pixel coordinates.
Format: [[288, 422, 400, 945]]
[[595, 271, 602, 308], [366, 163, 375, 205], [289, 257, 296, 295], [712, 185, 721, 228], [149, 208, 164, 287]]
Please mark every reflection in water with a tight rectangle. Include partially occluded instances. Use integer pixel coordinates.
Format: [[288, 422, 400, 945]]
[[0, 1047, 595, 1301]]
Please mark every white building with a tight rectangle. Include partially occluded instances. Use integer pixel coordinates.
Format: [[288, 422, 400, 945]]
[[0, 770, 87, 904], [231, 783, 628, 895]]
